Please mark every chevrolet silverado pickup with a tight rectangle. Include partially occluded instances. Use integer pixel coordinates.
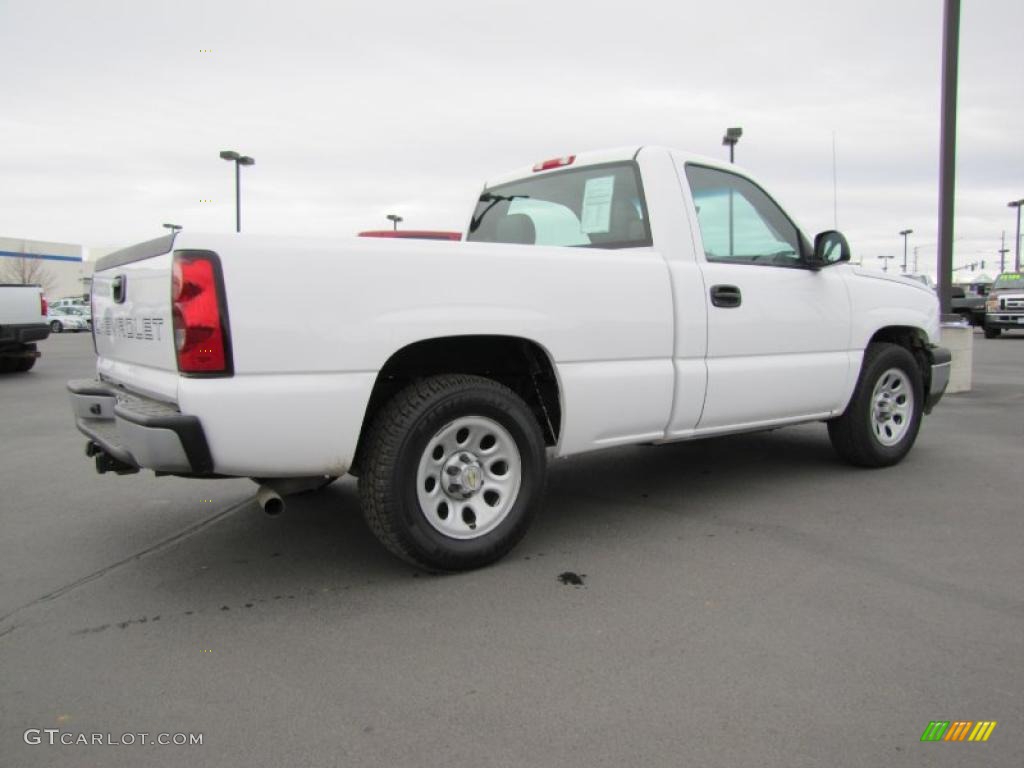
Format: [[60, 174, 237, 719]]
[[0, 283, 49, 372], [68, 146, 950, 570]]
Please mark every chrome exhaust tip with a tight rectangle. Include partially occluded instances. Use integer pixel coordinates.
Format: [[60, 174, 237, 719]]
[[256, 485, 285, 516]]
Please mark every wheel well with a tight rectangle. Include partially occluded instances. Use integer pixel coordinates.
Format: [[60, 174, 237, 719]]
[[352, 336, 562, 472], [868, 325, 932, 391], [869, 325, 928, 349]]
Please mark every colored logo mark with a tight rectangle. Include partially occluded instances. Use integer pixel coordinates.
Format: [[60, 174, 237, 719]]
[[921, 721, 997, 742]]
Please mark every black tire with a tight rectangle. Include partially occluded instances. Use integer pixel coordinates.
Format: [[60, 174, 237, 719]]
[[359, 374, 547, 571], [50, 320, 62, 333], [983, 326, 1000, 339], [0, 357, 16, 373], [827, 343, 924, 468], [13, 347, 37, 372]]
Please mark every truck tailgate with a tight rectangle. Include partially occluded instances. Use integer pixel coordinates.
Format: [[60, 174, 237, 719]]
[[91, 235, 179, 398], [0, 284, 45, 325]]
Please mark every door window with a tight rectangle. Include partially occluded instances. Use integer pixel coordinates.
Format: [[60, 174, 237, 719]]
[[685, 165, 808, 266]]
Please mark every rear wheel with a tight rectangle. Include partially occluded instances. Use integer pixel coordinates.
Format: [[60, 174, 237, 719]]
[[50, 320, 62, 333], [359, 374, 546, 571], [13, 345, 37, 372], [828, 343, 924, 467]]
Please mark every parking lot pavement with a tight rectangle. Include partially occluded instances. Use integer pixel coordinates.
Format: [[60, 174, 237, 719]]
[[2, 332, 1022, 767]]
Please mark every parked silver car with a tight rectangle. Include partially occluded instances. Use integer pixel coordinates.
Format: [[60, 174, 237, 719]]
[[47, 305, 90, 333]]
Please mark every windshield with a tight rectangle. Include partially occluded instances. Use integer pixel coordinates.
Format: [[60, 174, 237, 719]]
[[466, 162, 652, 249], [992, 272, 1024, 291]]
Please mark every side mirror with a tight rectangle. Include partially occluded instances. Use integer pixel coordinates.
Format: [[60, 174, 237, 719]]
[[813, 230, 851, 265]]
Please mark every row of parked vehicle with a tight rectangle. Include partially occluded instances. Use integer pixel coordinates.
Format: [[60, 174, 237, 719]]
[[905, 271, 1024, 336]]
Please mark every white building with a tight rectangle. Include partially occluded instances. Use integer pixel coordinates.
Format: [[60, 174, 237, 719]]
[[0, 236, 93, 301]]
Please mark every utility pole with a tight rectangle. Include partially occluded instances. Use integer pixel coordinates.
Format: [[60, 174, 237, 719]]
[[998, 231, 1009, 272], [913, 246, 920, 273], [1009, 199, 1024, 270]]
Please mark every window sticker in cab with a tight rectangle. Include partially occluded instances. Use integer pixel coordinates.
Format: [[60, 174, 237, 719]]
[[580, 175, 615, 235]]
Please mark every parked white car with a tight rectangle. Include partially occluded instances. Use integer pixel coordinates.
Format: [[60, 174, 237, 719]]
[[48, 305, 90, 333], [69, 146, 950, 570]]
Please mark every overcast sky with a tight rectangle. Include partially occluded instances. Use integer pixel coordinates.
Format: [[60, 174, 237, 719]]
[[1, 0, 1021, 274]]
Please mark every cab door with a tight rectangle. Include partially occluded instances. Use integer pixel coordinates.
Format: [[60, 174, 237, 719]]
[[680, 163, 852, 430]]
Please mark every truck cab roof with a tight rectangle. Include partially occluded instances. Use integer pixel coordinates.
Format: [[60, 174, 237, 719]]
[[483, 146, 746, 189]]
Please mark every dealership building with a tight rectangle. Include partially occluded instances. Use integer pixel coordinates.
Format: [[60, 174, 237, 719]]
[[0, 236, 94, 301]]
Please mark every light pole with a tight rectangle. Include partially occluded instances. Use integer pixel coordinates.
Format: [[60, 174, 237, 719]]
[[386, 214, 403, 231], [163, 223, 182, 235], [1008, 198, 1024, 271], [219, 150, 255, 233], [722, 127, 742, 257], [936, 0, 960, 320], [722, 127, 742, 163], [877, 255, 895, 273], [899, 229, 913, 272]]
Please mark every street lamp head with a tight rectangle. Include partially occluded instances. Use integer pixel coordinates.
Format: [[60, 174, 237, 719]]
[[1009, 199, 1024, 209], [386, 214, 403, 223], [219, 150, 240, 161], [238, 156, 255, 166], [722, 126, 743, 146], [162, 223, 182, 232], [900, 229, 913, 236]]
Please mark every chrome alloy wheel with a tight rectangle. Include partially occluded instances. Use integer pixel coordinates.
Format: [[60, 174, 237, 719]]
[[416, 415, 522, 540], [871, 368, 914, 446]]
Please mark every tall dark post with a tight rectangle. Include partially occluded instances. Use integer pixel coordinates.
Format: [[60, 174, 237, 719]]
[[722, 128, 742, 257], [900, 229, 913, 272], [936, 0, 960, 320], [1010, 200, 1024, 270], [231, 161, 238, 233], [219, 150, 255, 233]]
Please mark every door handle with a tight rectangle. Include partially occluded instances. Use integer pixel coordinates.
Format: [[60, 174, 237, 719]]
[[710, 284, 741, 308], [112, 275, 127, 304]]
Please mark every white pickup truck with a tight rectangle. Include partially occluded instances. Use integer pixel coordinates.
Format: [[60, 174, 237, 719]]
[[69, 146, 950, 570], [0, 283, 50, 372]]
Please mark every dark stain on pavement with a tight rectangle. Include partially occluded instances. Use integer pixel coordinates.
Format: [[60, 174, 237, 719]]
[[558, 571, 586, 587]]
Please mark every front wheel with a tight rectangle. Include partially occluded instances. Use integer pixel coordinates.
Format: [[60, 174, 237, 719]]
[[828, 343, 924, 468], [983, 326, 1000, 339], [359, 374, 547, 571], [50, 320, 62, 333]]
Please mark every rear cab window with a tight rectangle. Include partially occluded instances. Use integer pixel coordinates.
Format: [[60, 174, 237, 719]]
[[467, 162, 653, 249]]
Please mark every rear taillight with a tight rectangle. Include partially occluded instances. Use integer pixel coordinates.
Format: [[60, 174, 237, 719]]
[[171, 251, 232, 375], [40, 294, 48, 316]]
